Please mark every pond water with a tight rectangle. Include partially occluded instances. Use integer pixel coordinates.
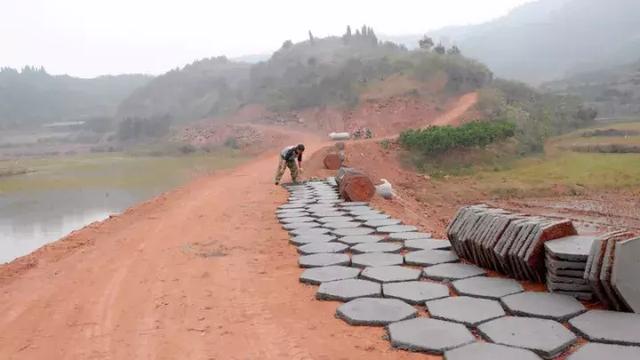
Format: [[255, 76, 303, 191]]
[[0, 153, 243, 263]]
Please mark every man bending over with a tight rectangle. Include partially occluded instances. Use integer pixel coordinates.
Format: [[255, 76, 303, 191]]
[[275, 144, 305, 185]]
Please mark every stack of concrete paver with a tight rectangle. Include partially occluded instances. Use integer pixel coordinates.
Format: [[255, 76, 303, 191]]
[[447, 205, 577, 282], [544, 235, 597, 300], [583, 231, 640, 312], [277, 180, 640, 358]]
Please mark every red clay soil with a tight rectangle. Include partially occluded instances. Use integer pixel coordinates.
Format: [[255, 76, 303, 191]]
[[0, 132, 435, 360]]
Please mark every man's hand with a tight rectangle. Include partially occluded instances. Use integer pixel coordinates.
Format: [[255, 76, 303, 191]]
[[298, 167, 304, 173]]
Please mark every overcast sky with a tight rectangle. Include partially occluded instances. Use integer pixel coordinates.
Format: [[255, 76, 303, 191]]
[[1, 0, 532, 78]]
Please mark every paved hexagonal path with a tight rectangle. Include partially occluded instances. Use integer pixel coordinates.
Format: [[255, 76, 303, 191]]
[[427, 296, 505, 327], [567, 343, 640, 360], [351, 253, 404, 268], [452, 276, 524, 299], [277, 212, 310, 219], [289, 234, 336, 245], [336, 298, 418, 326], [383, 281, 449, 305], [501, 292, 586, 321], [333, 227, 375, 237], [337, 235, 384, 245], [297, 242, 349, 255], [377, 225, 418, 233], [569, 310, 640, 346], [388, 232, 433, 241], [363, 219, 402, 228], [445, 342, 543, 360], [351, 242, 403, 254], [340, 201, 369, 207], [299, 265, 361, 285], [478, 316, 577, 359], [316, 279, 381, 301], [404, 238, 451, 251], [298, 253, 350, 268], [388, 317, 476, 354], [423, 263, 487, 281], [405, 250, 459, 266], [361, 266, 421, 283]]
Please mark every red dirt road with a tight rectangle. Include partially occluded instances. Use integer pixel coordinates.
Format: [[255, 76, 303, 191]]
[[0, 137, 430, 359]]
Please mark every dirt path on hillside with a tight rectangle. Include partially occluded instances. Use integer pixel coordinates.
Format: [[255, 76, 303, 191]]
[[429, 92, 478, 127], [0, 93, 483, 359], [0, 133, 432, 360]]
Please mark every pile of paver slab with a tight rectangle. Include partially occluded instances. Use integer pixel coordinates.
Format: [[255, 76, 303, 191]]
[[447, 205, 577, 282], [544, 235, 597, 300], [276, 179, 640, 359], [583, 231, 640, 312]]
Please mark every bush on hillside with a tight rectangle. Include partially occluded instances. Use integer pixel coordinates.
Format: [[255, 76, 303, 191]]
[[476, 79, 598, 153], [399, 120, 516, 155]]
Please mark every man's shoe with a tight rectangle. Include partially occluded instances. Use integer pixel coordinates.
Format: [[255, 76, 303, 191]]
[[275, 181, 279, 186]]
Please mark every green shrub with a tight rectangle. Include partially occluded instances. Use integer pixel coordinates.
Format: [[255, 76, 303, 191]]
[[399, 120, 516, 155]]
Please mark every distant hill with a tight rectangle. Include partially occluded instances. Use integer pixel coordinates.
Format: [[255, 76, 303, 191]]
[[389, 0, 640, 84], [0, 67, 151, 129], [543, 59, 640, 118], [118, 28, 493, 122]]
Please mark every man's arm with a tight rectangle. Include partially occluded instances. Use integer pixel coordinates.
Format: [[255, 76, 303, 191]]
[[298, 152, 303, 170]]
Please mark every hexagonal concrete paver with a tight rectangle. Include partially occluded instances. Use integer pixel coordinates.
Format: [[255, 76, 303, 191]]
[[355, 214, 391, 221], [383, 281, 450, 305], [363, 219, 402, 228], [298, 253, 350, 268], [544, 235, 597, 261], [423, 263, 487, 281], [338, 235, 384, 245], [279, 203, 306, 210], [501, 292, 586, 321], [405, 250, 459, 266], [280, 216, 316, 224], [567, 343, 640, 360], [404, 238, 451, 251], [388, 232, 433, 241], [361, 266, 422, 283], [452, 277, 524, 299], [569, 310, 640, 346], [336, 298, 418, 326], [388, 317, 476, 354], [445, 342, 543, 360], [351, 253, 404, 268], [297, 242, 349, 255], [333, 227, 375, 237], [316, 279, 381, 301], [478, 316, 577, 359], [426, 296, 505, 327], [612, 237, 640, 313], [316, 216, 356, 224], [282, 222, 320, 231], [340, 201, 369, 207], [299, 265, 361, 285], [290, 227, 331, 237], [377, 225, 418, 233], [289, 234, 336, 246], [310, 211, 345, 218], [345, 206, 376, 213], [351, 242, 403, 254], [323, 221, 362, 230]]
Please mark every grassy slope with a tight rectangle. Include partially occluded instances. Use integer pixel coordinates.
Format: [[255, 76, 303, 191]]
[[471, 121, 640, 196]]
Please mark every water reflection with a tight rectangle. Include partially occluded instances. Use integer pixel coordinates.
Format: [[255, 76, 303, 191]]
[[0, 188, 161, 263]]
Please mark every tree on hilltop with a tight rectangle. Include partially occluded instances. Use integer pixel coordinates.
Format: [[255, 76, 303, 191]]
[[419, 35, 434, 50], [447, 45, 461, 55], [434, 43, 446, 54]]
